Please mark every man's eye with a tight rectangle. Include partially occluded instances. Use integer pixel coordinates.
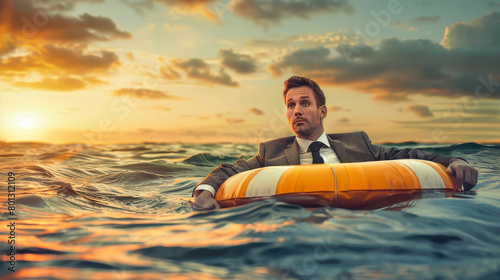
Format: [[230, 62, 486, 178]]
[[302, 101, 310, 106], [287, 103, 294, 108]]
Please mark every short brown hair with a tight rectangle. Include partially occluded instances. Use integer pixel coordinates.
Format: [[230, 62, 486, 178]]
[[283, 76, 326, 107]]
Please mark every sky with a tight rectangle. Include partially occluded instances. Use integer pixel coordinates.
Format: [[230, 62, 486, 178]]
[[1, 0, 499, 145]]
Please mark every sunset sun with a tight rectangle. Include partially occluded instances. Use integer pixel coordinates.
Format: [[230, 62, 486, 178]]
[[14, 112, 39, 130]]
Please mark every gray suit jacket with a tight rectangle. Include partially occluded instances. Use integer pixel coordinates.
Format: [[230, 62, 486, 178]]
[[196, 131, 457, 194]]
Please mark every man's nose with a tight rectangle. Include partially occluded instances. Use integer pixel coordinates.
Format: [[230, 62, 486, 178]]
[[294, 106, 303, 116]]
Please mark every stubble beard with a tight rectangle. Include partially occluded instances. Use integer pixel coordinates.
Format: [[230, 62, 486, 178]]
[[294, 123, 313, 137]]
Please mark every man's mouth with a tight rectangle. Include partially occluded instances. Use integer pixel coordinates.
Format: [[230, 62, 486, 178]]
[[294, 118, 306, 125]]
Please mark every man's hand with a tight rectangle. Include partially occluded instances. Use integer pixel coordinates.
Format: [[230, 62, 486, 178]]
[[446, 158, 478, 191], [193, 190, 221, 210]]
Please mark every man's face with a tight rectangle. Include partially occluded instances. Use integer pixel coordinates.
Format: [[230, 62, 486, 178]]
[[285, 86, 327, 140]]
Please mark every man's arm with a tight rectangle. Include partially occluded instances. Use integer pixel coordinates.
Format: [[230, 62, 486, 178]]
[[193, 148, 265, 210], [365, 132, 478, 191], [371, 144, 455, 166]]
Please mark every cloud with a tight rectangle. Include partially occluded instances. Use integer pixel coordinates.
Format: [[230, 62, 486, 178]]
[[231, 0, 354, 26], [407, 104, 433, 117], [337, 117, 350, 123], [14, 77, 87, 92], [172, 58, 238, 87], [45, 46, 121, 74], [121, 0, 155, 15], [268, 34, 500, 101], [225, 118, 245, 124], [160, 65, 182, 80], [0, 0, 130, 91], [147, 105, 172, 111], [113, 88, 182, 99], [414, 15, 441, 22], [328, 105, 349, 112], [124, 0, 355, 26], [397, 116, 500, 125], [244, 31, 361, 58], [159, 0, 220, 22], [126, 52, 134, 61], [214, 111, 246, 124], [219, 49, 258, 74], [468, 108, 500, 115], [392, 21, 418, 32], [441, 11, 500, 49], [243, 31, 364, 66], [3, 2, 131, 45], [432, 102, 500, 116], [123, 0, 220, 22], [247, 107, 264, 115], [486, 2, 500, 7], [0, 37, 16, 56], [0, 45, 121, 77]]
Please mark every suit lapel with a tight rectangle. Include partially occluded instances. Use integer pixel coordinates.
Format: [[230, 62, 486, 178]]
[[328, 136, 349, 163], [284, 138, 300, 165]]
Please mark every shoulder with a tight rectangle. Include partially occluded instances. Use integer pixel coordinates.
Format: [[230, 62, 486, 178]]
[[261, 135, 296, 147], [327, 131, 371, 142]]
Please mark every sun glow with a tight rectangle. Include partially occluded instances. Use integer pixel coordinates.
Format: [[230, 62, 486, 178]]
[[0, 111, 46, 142], [14, 112, 40, 130]]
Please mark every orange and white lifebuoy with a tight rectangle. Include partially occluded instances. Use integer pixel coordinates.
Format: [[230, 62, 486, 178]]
[[215, 159, 458, 209]]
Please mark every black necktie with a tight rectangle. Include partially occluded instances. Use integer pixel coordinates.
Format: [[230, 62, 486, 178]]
[[309, 141, 324, 164]]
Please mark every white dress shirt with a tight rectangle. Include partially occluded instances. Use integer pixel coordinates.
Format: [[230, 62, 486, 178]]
[[195, 132, 340, 197], [296, 132, 340, 165]]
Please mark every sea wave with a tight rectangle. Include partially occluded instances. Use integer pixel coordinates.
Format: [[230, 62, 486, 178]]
[[1, 142, 499, 279], [182, 152, 245, 166]]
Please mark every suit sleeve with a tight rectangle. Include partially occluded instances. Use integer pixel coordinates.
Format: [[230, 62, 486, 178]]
[[193, 143, 265, 196], [361, 131, 461, 167]]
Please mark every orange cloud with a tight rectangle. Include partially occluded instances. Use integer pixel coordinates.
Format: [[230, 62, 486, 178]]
[[124, 0, 220, 22], [113, 88, 183, 99], [247, 107, 264, 115], [0, 45, 121, 88], [3, 1, 130, 45], [225, 118, 245, 124], [147, 105, 172, 111], [160, 65, 182, 80], [0, 0, 130, 92], [14, 77, 94, 92], [328, 105, 350, 112]]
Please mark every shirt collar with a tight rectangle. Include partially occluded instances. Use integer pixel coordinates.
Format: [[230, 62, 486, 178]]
[[296, 131, 330, 152]]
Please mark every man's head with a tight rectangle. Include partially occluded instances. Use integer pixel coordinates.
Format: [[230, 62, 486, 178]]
[[283, 76, 327, 140], [283, 76, 326, 107]]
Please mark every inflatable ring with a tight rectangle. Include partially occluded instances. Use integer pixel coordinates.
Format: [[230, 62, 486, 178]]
[[215, 159, 457, 209]]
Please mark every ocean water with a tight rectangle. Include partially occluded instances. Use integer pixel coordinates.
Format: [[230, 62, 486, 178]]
[[1, 141, 499, 280]]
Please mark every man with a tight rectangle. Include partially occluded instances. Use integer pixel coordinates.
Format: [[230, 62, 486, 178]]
[[193, 76, 478, 210]]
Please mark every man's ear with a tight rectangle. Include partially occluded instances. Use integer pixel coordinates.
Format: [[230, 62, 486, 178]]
[[320, 105, 327, 119]]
